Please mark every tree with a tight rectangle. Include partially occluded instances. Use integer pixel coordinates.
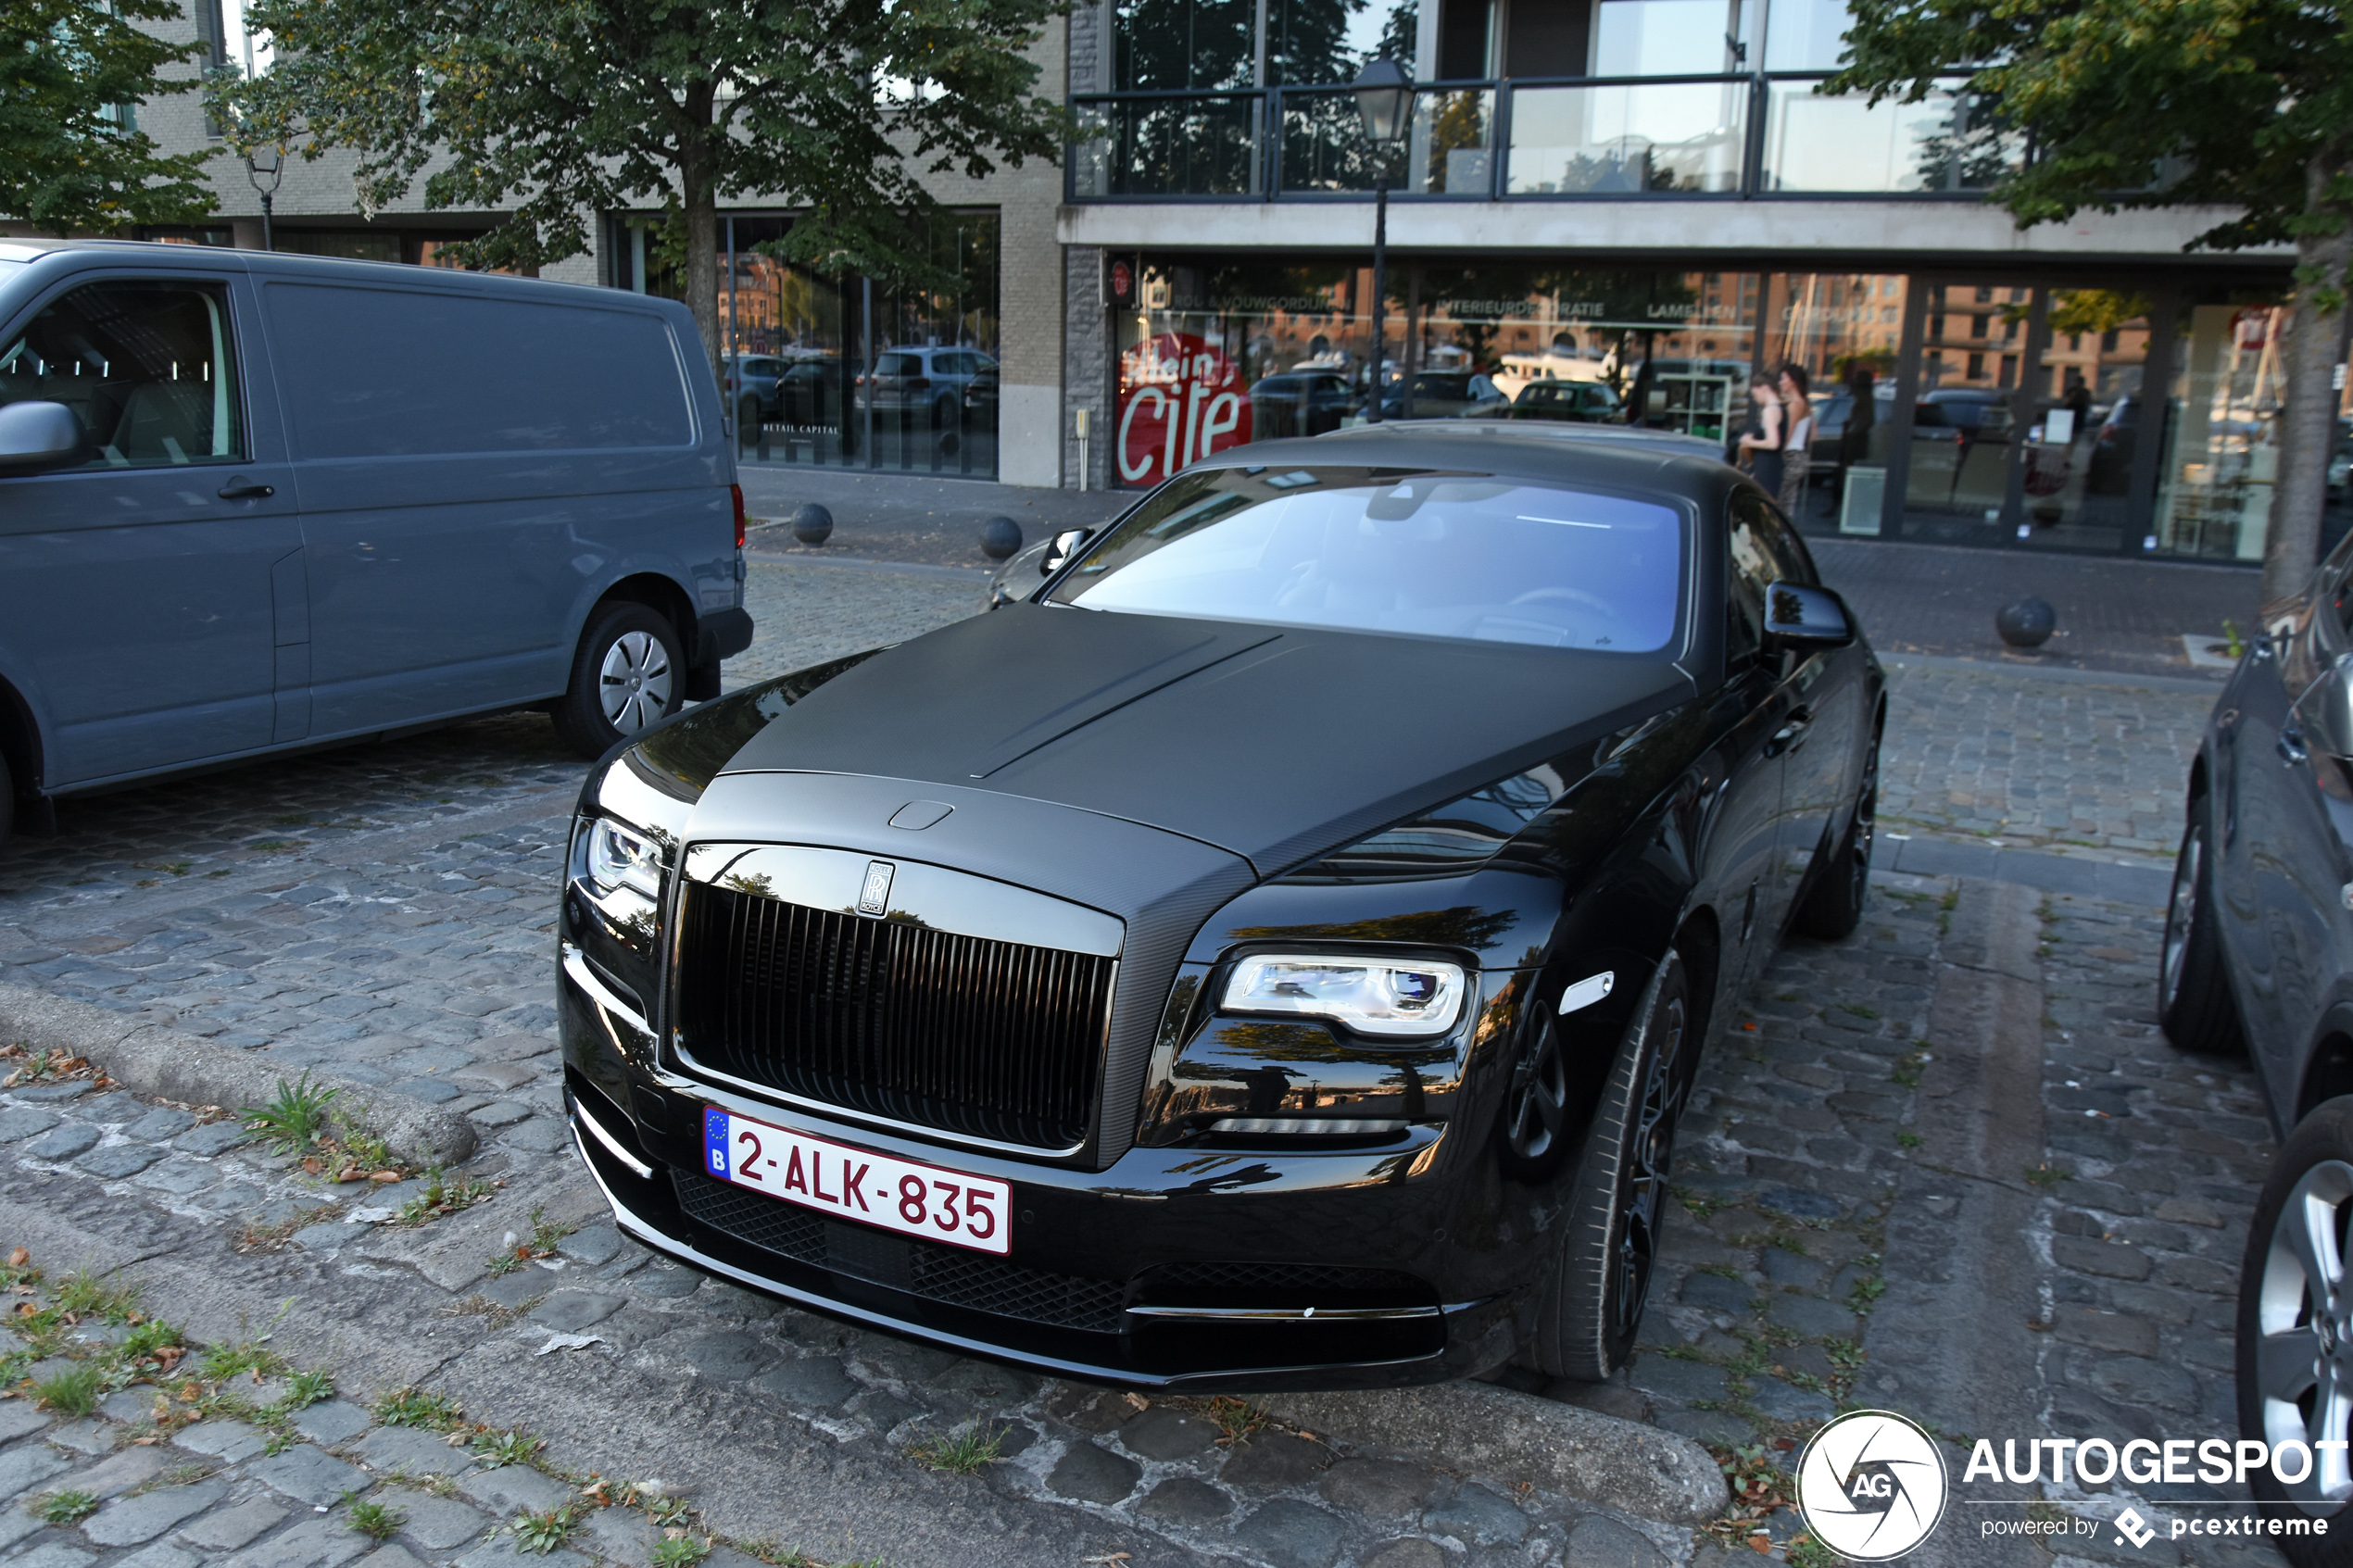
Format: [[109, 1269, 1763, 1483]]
[[0, 0, 219, 233], [1829, 0, 2353, 601], [215, 0, 1066, 371]]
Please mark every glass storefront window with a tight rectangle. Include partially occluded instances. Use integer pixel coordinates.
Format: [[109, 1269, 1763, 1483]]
[[1761, 273, 1908, 536], [623, 210, 1002, 478], [2018, 290, 2150, 553], [2153, 301, 2288, 561]]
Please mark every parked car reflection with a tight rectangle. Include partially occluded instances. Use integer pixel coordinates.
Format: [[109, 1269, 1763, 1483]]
[[1506, 381, 1623, 423], [1378, 371, 1508, 421], [1250, 372, 1359, 438]]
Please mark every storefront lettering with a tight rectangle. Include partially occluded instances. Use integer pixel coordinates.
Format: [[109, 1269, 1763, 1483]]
[[1119, 332, 1252, 483]]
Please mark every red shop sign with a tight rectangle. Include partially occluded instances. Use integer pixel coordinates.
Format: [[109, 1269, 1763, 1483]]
[[1119, 332, 1252, 485]]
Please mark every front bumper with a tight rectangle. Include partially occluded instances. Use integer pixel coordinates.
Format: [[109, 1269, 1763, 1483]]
[[561, 972, 1525, 1391]]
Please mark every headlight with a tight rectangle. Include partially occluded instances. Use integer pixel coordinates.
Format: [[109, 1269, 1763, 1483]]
[[1222, 954, 1466, 1037], [586, 817, 664, 900]]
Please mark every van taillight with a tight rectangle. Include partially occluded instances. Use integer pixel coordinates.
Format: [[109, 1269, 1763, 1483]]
[[731, 484, 746, 550]]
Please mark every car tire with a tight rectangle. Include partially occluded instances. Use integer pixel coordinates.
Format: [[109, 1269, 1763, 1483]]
[[2159, 802, 2246, 1055], [2238, 1096, 2353, 1564], [1795, 730, 1880, 940], [551, 602, 685, 759], [1519, 949, 1692, 1383]]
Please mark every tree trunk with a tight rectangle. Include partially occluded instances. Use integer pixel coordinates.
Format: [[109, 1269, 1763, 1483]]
[[683, 169, 721, 382], [2263, 154, 2353, 604]]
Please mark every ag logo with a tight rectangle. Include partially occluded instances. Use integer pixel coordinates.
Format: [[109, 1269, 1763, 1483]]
[[1794, 1410, 1949, 1560]]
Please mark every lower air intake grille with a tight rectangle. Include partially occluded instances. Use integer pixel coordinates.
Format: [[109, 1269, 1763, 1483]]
[[676, 883, 1115, 1150], [674, 1170, 1126, 1333]]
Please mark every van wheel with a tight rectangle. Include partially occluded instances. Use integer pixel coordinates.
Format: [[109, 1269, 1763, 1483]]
[[1518, 950, 1690, 1383], [2159, 802, 2246, 1055], [553, 603, 683, 758]]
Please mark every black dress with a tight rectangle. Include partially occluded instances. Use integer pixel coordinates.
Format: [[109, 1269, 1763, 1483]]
[[1742, 402, 1784, 496]]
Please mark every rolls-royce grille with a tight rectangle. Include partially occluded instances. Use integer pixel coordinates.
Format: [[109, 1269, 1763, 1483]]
[[677, 883, 1114, 1150], [674, 1170, 1126, 1333]]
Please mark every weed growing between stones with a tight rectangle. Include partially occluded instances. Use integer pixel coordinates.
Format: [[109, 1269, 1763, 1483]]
[[905, 1422, 1008, 1474], [35, 1488, 98, 1525], [33, 1361, 103, 1414], [472, 1427, 545, 1466], [510, 1503, 582, 1554], [243, 1072, 341, 1152], [395, 1172, 497, 1226], [651, 1535, 711, 1568], [1206, 1395, 1271, 1446], [345, 1494, 406, 1541], [374, 1386, 466, 1429]]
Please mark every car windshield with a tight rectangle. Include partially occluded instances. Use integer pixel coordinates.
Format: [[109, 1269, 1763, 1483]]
[[1049, 465, 1686, 653]]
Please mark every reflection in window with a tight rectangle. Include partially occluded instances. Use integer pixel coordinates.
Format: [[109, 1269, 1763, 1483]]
[[0, 282, 244, 470]]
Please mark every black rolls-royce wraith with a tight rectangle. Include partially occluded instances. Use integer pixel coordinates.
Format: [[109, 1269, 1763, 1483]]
[[558, 429, 1884, 1390]]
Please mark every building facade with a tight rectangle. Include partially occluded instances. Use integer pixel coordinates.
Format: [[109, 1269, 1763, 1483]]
[[34, 0, 2347, 561]]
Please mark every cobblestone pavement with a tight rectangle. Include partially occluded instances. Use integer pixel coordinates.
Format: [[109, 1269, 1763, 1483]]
[[1564, 872, 2277, 1568], [0, 1094, 1691, 1568], [0, 558, 2279, 1564], [1880, 660, 2213, 863]]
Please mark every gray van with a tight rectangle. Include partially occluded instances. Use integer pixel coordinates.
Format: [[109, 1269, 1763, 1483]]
[[0, 240, 750, 849]]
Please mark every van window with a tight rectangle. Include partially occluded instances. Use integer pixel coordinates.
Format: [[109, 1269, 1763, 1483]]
[[265, 283, 692, 458], [875, 352, 923, 376], [0, 280, 244, 469]]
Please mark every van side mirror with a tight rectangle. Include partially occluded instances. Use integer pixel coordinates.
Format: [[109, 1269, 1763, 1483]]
[[0, 402, 82, 473], [1042, 527, 1092, 575], [2289, 653, 2353, 762], [1762, 581, 1854, 649]]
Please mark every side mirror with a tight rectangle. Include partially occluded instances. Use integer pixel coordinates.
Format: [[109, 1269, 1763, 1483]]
[[1762, 581, 1854, 648], [2290, 654, 2353, 761], [0, 402, 82, 473], [1041, 527, 1092, 576]]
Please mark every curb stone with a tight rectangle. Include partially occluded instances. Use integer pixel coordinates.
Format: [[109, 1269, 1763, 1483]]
[[0, 982, 477, 1166], [1264, 1383, 1728, 1526]]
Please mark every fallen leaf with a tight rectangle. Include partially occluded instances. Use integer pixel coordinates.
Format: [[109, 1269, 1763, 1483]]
[[300, 1157, 323, 1175], [1081, 1556, 1133, 1566], [535, 1333, 606, 1356], [6, 1247, 26, 1267], [370, 1170, 400, 1183], [11, 1302, 32, 1318], [515, 1245, 532, 1261], [1122, 1392, 1148, 1411], [1748, 1537, 1773, 1554]]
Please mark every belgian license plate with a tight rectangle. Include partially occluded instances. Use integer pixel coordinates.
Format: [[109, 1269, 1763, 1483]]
[[701, 1106, 1011, 1256]]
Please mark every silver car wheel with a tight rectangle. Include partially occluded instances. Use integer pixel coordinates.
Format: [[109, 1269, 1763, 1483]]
[[2161, 830, 2202, 1010], [2254, 1157, 2353, 1512], [598, 630, 673, 735]]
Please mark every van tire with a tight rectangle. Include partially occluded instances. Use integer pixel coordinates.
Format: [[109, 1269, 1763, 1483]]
[[553, 602, 685, 759]]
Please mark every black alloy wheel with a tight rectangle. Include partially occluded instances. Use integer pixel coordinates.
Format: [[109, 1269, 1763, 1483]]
[[1796, 731, 1880, 939], [1520, 949, 1692, 1382], [1500, 1012, 1572, 1179], [2238, 1096, 2353, 1566], [2158, 803, 2245, 1055]]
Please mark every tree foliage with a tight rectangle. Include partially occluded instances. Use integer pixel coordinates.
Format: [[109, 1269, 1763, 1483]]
[[214, 0, 1066, 368], [1830, 0, 2353, 596], [0, 0, 219, 233]]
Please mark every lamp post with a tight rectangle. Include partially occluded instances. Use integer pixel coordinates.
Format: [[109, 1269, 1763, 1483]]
[[1352, 56, 1414, 425], [244, 144, 283, 251]]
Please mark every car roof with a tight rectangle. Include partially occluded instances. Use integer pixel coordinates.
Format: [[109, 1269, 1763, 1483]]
[[1315, 419, 1732, 468], [1188, 423, 1743, 502]]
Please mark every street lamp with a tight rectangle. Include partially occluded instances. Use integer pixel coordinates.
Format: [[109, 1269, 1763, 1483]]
[[244, 144, 283, 251], [1353, 55, 1415, 424]]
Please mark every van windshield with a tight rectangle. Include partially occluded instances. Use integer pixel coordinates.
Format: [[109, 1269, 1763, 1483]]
[[1049, 465, 1687, 654]]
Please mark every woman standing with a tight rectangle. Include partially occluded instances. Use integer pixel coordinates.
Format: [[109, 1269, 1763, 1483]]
[[1736, 373, 1785, 500], [1777, 363, 1815, 517]]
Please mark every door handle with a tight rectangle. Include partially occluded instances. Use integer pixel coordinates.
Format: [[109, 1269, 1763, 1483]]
[[217, 479, 275, 500], [1768, 709, 1813, 757], [2281, 721, 2310, 765]]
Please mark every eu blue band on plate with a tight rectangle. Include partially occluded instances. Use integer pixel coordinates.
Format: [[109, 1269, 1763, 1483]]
[[704, 1107, 730, 1177]]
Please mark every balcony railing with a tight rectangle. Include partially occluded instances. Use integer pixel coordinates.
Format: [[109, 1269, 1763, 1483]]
[[1067, 73, 2025, 203]]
